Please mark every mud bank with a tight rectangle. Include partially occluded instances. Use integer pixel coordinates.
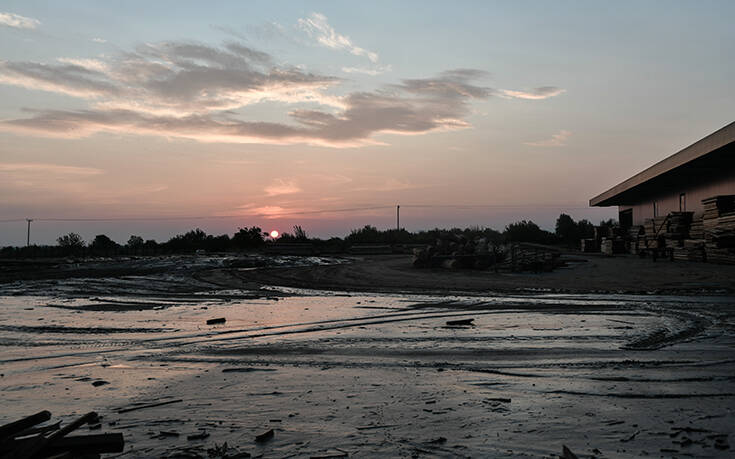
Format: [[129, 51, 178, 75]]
[[216, 253, 735, 295]]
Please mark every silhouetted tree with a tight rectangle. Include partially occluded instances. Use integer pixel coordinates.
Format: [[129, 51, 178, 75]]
[[346, 225, 382, 244], [599, 218, 617, 228], [127, 235, 144, 248], [577, 219, 595, 239], [555, 214, 579, 245], [57, 233, 85, 248], [90, 234, 119, 254], [503, 220, 556, 244], [292, 225, 308, 241], [231, 226, 265, 249], [165, 228, 208, 252], [57, 232, 85, 256]]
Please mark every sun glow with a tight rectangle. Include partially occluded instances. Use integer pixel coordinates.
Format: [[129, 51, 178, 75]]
[[270, 230, 279, 238]]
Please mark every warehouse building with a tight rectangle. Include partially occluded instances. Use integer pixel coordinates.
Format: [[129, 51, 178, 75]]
[[590, 122, 735, 228]]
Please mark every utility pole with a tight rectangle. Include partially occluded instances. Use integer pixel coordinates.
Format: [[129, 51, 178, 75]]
[[26, 219, 33, 247], [396, 205, 400, 231]]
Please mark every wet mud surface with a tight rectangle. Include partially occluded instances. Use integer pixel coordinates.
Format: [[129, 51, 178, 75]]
[[1, 255, 734, 457]]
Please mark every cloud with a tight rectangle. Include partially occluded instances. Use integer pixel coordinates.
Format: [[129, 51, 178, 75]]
[[56, 57, 109, 73], [0, 59, 121, 98], [0, 40, 556, 147], [341, 64, 392, 76], [298, 13, 378, 63], [525, 130, 572, 147], [0, 41, 340, 115], [92, 37, 107, 44], [0, 12, 40, 30], [501, 86, 565, 100], [0, 163, 103, 175], [264, 179, 302, 196]]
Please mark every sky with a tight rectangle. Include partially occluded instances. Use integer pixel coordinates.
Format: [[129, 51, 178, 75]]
[[1, 1, 733, 246]]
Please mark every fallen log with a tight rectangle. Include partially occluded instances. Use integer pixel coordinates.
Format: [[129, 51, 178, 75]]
[[0, 411, 51, 442], [255, 429, 274, 443], [446, 318, 474, 326], [117, 399, 183, 414], [562, 445, 579, 459], [43, 433, 124, 455], [206, 317, 226, 325], [11, 412, 98, 459]]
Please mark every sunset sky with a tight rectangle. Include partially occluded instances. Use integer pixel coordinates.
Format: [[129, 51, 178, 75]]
[[1, 1, 734, 246]]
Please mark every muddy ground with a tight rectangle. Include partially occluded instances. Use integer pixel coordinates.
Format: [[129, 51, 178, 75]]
[[1, 254, 734, 458]]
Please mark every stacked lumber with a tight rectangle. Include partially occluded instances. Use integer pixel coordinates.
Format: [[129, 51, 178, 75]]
[[672, 239, 706, 262], [0, 411, 124, 458], [664, 212, 692, 240], [628, 226, 644, 254], [689, 213, 704, 239], [703, 196, 735, 264], [580, 238, 598, 253], [702, 196, 721, 220], [624, 197, 735, 263], [413, 233, 503, 270], [600, 237, 626, 256], [505, 243, 561, 272]]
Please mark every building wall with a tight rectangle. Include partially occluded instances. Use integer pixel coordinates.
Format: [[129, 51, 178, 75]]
[[621, 169, 735, 226]]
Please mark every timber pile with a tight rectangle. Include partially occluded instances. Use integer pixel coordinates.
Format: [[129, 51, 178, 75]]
[[413, 234, 503, 270], [635, 213, 689, 256], [502, 243, 561, 272], [627, 226, 644, 254], [601, 237, 626, 256], [689, 213, 704, 239], [703, 196, 735, 264], [413, 234, 562, 272], [0, 411, 124, 458], [673, 239, 706, 262], [635, 196, 735, 264], [580, 238, 598, 253]]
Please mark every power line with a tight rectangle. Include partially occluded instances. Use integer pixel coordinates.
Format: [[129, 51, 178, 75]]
[[0, 203, 599, 225]]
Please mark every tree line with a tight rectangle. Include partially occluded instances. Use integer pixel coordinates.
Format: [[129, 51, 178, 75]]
[[0, 214, 614, 258]]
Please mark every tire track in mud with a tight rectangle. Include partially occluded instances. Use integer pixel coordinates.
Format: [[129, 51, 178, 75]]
[[0, 308, 542, 363], [1, 298, 717, 366], [621, 305, 715, 350], [0, 297, 641, 366]]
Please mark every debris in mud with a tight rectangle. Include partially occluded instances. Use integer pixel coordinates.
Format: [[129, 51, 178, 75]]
[[222, 367, 277, 373], [92, 380, 109, 387], [310, 450, 348, 458], [207, 441, 252, 458], [620, 430, 640, 442], [0, 410, 124, 458], [446, 318, 474, 326], [254, 429, 274, 443], [561, 444, 578, 459], [116, 398, 183, 414], [187, 430, 209, 441], [206, 317, 227, 325]]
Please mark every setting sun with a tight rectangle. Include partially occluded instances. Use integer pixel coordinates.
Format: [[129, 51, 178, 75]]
[[270, 230, 279, 238]]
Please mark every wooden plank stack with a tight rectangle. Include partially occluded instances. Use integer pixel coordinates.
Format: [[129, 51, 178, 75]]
[[689, 212, 705, 239], [702, 196, 735, 264]]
